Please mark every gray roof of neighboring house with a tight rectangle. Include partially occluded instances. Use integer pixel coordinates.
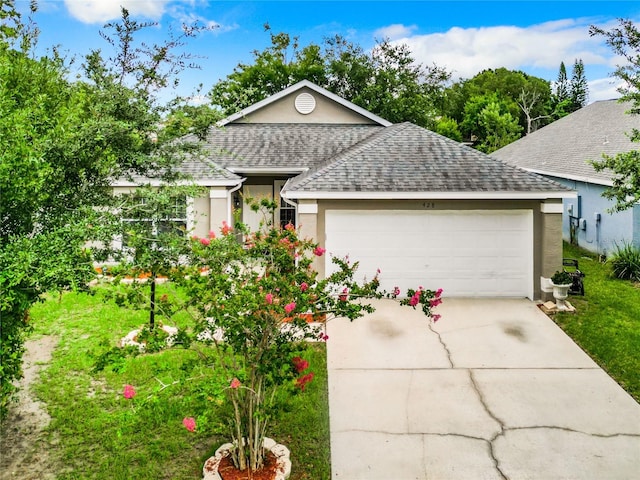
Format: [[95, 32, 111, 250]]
[[198, 124, 384, 170], [284, 122, 570, 194], [491, 100, 639, 186]]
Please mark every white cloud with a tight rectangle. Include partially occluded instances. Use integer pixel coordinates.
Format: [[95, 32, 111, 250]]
[[388, 18, 613, 81], [374, 23, 418, 40], [64, 0, 170, 23], [588, 77, 623, 103]]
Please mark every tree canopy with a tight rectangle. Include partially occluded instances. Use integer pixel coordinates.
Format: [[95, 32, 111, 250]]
[[0, 3, 212, 418], [210, 26, 450, 128], [589, 19, 640, 212]]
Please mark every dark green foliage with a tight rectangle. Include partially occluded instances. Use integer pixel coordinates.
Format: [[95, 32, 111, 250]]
[[0, 4, 212, 420], [210, 27, 450, 128], [609, 243, 640, 281], [570, 59, 588, 110], [551, 270, 573, 285]]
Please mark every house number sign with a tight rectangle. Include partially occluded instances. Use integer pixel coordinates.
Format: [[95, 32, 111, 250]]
[[422, 202, 436, 209]]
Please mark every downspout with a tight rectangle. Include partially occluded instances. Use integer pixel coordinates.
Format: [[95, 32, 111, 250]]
[[280, 178, 299, 225], [227, 180, 245, 225]]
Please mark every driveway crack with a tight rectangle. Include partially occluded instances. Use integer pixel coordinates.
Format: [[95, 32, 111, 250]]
[[428, 322, 453, 368], [469, 370, 508, 480]]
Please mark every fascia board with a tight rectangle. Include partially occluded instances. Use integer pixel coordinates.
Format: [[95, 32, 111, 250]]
[[525, 168, 614, 187], [283, 191, 578, 200]]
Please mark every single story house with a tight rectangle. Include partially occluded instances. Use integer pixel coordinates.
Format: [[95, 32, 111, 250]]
[[114, 81, 574, 300], [491, 99, 640, 257]]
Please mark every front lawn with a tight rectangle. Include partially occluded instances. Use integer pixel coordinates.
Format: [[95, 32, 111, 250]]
[[25, 287, 330, 479], [553, 242, 640, 403]]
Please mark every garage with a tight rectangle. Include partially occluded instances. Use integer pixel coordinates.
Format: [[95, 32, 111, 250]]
[[325, 209, 534, 298]]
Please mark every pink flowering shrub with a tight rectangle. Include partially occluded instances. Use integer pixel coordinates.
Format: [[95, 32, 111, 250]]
[[179, 202, 440, 472]]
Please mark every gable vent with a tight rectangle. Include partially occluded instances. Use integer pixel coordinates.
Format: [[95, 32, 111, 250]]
[[294, 92, 316, 115]]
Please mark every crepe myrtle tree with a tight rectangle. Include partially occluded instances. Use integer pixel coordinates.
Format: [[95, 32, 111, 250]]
[[176, 201, 442, 472]]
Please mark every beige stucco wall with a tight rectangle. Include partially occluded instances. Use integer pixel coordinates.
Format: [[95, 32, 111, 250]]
[[234, 87, 378, 125], [190, 190, 229, 238]]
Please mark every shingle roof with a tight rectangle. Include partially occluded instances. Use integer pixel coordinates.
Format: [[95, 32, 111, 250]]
[[284, 122, 570, 194], [491, 100, 639, 185], [113, 157, 241, 186], [198, 124, 384, 170]]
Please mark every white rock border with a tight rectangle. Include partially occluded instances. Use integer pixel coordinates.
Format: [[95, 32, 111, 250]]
[[202, 437, 291, 480], [119, 324, 178, 351]]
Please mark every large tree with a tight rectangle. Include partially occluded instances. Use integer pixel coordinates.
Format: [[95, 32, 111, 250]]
[[210, 27, 450, 128], [0, 4, 211, 418], [569, 59, 589, 110], [441, 68, 553, 144], [589, 19, 640, 212]]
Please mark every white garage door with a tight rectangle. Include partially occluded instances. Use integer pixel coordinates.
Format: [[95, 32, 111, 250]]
[[325, 210, 533, 298]]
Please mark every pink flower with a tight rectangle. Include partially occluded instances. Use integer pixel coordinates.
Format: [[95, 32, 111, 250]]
[[284, 302, 296, 314], [339, 287, 348, 301], [265, 293, 274, 305], [430, 297, 443, 308], [285, 223, 295, 231], [432, 314, 442, 322], [123, 384, 136, 399], [318, 332, 329, 342], [300, 282, 308, 292], [208, 230, 216, 239], [392, 286, 401, 296], [182, 417, 196, 432], [409, 293, 420, 307], [436, 288, 443, 297], [313, 246, 326, 257], [230, 378, 241, 389], [292, 356, 309, 373], [221, 221, 232, 236], [200, 237, 210, 246], [295, 372, 315, 391]]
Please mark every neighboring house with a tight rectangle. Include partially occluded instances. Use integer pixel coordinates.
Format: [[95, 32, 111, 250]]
[[114, 81, 574, 299], [492, 100, 640, 257]]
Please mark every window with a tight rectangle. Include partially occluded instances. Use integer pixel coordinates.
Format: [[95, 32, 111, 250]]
[[120, 195, 187, 248]]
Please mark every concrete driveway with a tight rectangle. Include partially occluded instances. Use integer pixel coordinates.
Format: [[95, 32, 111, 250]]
[[326, 298, 640, 480]]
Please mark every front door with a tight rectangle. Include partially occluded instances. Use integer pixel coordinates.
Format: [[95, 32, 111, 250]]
[[242, 181, 296, 231]]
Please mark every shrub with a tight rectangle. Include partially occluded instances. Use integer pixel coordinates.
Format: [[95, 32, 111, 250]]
[[609, 243, 640, 281]]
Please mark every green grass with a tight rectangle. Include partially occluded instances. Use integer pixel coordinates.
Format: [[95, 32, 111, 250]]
[[27, 286, 330, 479], [554, 242, 640, 403]]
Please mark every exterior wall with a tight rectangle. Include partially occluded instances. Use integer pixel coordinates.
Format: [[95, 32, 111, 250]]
[[306, 199, 557, 300], [634, 204, 640, 249], [549, 176, 635, 256], [235, 87, 378, 125]]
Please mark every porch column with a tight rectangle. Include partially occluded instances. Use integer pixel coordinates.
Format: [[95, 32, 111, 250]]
[[297, 201, 318, 243], [209, 189, 228, 234], [540, 201, 564, 300]]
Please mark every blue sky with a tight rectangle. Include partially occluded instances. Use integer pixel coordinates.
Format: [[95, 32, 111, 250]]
[[16, 1, 640, 104]]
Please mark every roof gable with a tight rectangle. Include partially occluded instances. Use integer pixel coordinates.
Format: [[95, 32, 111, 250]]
[[491, 100, 639, 185], [218, 80, 391, 127]]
